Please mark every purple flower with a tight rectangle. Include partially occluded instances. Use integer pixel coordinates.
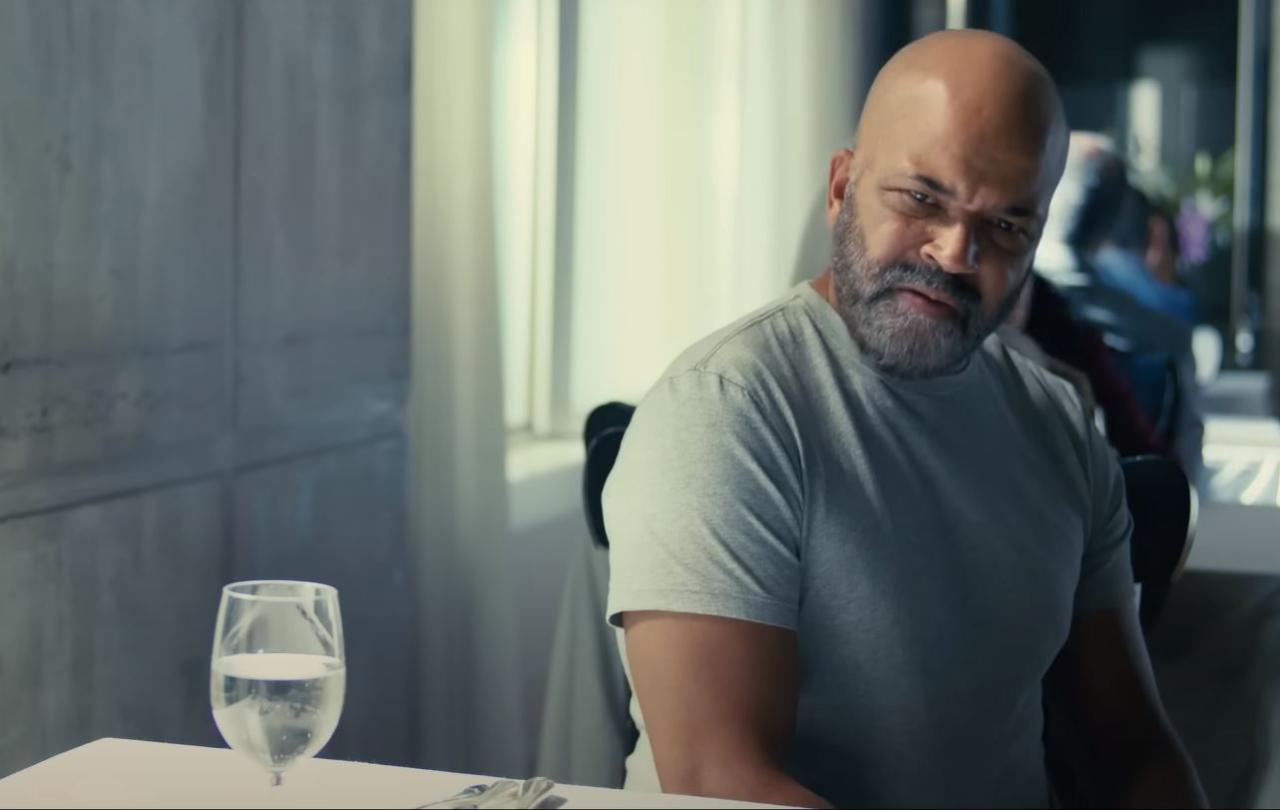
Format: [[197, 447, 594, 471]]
[[1177, 198, 1213, 266]]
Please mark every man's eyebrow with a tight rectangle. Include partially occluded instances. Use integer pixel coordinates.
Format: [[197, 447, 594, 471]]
[[909, 174, 953, 197], [1001, 203, 1040, 222], [907, 173, 1041, 223]]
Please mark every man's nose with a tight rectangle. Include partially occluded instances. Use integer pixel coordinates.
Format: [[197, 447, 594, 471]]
[[921, 221, 979, 275]]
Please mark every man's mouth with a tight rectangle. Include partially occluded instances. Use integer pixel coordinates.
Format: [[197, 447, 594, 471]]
[[895, 285, 961, 319]]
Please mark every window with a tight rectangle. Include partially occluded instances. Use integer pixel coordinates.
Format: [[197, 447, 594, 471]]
[[493, 0, 542, 431], [495, 0, 859, 436]]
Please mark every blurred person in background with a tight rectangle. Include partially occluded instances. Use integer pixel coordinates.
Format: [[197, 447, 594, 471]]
[[1142, 205, 1200, 326], [1007, 271, 1172, 458], [1092, 189, 1200, 327], [1036, 133, 1204, 484]]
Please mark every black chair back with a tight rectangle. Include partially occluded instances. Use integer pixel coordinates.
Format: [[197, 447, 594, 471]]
[[1123, 455, 1196, 581], [1122, 454, 1197, 630], [583, 402, 635, 549]]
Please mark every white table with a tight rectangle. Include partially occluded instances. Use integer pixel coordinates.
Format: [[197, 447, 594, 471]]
[[1185, 502, 1280, 576], [0, 739, 777, 809], [1193, 415, 1280, 576]]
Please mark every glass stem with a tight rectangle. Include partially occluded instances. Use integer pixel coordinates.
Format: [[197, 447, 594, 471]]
[[270, 771, 284, 788]]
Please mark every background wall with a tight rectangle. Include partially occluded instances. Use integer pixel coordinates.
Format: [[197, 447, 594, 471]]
[[0, 0, 413, 775]]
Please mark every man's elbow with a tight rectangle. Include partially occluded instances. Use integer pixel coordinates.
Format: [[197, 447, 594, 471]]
[[1092, 731, 1208, 809], [1120, 743, 1209, 809], [655, 752, 830, 808], [656, 753, 751, 798]]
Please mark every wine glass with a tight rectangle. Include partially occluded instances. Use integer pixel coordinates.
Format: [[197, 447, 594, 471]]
[[210, 580, 346, 787]]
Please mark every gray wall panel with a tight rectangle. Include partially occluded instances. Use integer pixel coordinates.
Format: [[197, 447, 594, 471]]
[[0, 0, 414, 776], [238, 0, 411, 431], [0, 0, 235, 475], [0, 481, 226, 777], [237, 330, 407, 430]]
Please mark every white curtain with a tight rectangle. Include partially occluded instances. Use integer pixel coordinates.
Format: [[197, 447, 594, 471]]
[[410, 0, 525, 777], [566, 0, 858, 416]]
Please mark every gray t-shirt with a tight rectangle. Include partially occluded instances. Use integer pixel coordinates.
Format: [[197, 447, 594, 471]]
[[604, 282, 1134, 808]]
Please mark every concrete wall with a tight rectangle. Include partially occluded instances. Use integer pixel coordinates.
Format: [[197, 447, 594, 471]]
[[0, 0, 412, 776]]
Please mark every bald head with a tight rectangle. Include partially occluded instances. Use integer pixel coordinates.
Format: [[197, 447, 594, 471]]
[[856, 30, 1068, 197]]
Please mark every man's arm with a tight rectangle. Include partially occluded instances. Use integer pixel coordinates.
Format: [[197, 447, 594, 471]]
[[1047, 605, 1207, 808], [623, 611, 831, 808]]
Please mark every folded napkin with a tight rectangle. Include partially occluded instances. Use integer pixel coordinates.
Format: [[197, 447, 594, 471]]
[[419, 777, 563, 809]]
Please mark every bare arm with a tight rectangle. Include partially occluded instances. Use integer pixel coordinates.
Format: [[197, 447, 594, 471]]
[[1047, 606, 1207, 808], [623, 611, 831, 808]]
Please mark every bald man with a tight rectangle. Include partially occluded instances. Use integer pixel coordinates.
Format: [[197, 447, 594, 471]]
[[603, 31, 1205, 808]]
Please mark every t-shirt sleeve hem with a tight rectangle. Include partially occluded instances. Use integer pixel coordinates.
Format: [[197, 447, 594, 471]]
[[1072, 565, 1136, 614], [1072, 588, 1135, 614], [1073, 504, 1136, 615], [606, 587, 798, 632]]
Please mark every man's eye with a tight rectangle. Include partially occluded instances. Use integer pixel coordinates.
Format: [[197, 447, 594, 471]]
[[992, 218, 1025, 236], [907, 190, 933, 205]]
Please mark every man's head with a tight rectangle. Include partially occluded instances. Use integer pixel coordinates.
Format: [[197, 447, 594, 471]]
[[825, 30, 1069, 378], [1055, 133, 1146, 256]]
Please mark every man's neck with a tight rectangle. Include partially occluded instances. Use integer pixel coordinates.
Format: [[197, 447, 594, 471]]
[[811, 268, 836, 308]]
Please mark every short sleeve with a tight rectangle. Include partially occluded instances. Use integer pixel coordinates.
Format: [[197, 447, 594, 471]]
[[1074, 421, 1136, 613], [604, 370, 804, 631]]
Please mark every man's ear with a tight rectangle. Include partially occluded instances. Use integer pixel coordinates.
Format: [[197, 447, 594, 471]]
[[826, 148, 856, 227]]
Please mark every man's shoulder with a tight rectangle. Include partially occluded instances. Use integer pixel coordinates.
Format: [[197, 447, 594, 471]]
[[980, 334, 1093, 434], [659, 287, 817, 390]]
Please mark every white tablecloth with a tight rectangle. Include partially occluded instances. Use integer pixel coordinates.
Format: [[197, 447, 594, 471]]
[[0, 739, 778, 809], [1186, 502, 1280, 576]]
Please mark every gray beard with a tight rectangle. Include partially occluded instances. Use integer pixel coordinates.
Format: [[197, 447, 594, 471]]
[[829, 199, 1026, 379]]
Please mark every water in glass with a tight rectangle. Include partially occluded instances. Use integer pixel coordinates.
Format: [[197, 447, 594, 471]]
[[210, 580, 345, 787]]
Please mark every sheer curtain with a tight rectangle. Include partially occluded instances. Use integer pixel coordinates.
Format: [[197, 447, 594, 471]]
[[410, 0, 525, 777], [565, 0, 858, 417]]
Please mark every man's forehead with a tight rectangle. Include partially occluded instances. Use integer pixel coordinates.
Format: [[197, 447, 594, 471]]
[[857, 64, 1065, 203]]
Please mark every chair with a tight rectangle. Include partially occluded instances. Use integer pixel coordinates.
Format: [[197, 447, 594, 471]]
[[1123, 454, 1198, 631], [582, 402, 636, 550]]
